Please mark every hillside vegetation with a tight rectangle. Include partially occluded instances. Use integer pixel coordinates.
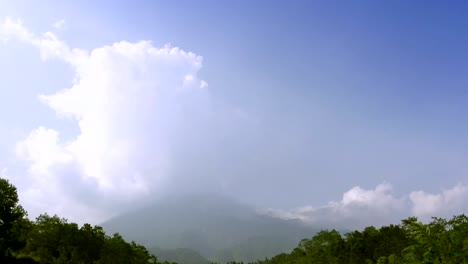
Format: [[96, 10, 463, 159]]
[[0, 177, 167, 264], [222, 215, 468, 264]]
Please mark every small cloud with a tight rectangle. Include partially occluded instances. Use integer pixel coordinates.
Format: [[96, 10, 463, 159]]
[[52, 19, 66, 30], [1, 167, 7, 178], [410, 184, 468, 220], [261, 182, 468, 229], [0, 17, 33, 42], [260, 182, 406, 229], [1, 17, 87, 65]]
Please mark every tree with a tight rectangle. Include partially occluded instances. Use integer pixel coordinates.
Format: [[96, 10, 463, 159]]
[[374, 224, 408, 260], [299, 229, 344, 264], [0, 178, 27, 256], [25, 214, 70, 263], [97, 233, 159, 264]]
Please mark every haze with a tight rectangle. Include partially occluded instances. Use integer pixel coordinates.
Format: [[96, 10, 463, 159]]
[[1, 0, 468, 230]]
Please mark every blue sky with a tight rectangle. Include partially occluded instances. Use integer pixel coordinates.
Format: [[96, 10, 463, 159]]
[[1, 0, 468, 227]]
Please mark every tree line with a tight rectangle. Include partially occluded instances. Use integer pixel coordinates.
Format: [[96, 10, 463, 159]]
[[0, 177, 175, 264], [220, 215, 468, 264]]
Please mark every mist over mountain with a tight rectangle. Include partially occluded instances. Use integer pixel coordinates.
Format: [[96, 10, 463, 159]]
[[102, 194, 318, 263]]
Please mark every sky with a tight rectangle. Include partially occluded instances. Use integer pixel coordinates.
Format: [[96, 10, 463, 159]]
[[1, 0, 468, 228]]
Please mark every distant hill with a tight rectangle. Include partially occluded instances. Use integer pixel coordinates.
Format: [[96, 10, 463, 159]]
[[149, 247, 211, 264], [101, 193, 318, 263]]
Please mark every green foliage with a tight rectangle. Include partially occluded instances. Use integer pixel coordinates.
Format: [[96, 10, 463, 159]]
[[0, 178, 27, 255], [22, 214, 108, 263], [0, 177, 163, 263], [298, 229, 344, 263], [255, 215, 468, 264], [22, 215, 159, 264], [97, 233, 157, 264]]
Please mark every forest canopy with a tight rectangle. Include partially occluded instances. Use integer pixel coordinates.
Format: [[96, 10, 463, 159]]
[[223, 215, 468, 264], [0, 177, 172, 264]]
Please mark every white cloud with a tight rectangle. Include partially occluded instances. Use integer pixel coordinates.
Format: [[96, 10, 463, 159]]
[[52, 19, 66, 30], [1, 167, 8, 179], [1, 17, 88, 66], [0, 17, 32, 42], [337, 182, 404, 210], [261, 182, 468, 229], [2, 18, 210, 224], [16, 127, 73, 176], [260, 182, 406, 229], [410, 184, 468, 219]]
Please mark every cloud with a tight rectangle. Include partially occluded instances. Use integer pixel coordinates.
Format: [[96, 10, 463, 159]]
[[1, 17, 87, 66], [410, 184, 468, 219], [52, 19, 66, 30], [16, 127, 73, 176], [2, 17, 210, 224], [0, 17, 32, 42], [1, 168, 8, 179], [260, 182, 406, 229], [336, 182, 404, 211], [261, 182, 468, 229]]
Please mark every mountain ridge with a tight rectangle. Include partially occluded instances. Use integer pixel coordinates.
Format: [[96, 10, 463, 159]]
[[102, 193, 318, 263]]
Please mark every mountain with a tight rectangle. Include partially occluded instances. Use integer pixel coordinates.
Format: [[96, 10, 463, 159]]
[[148, 247, 211, 264], [101, 193, 318, 263]]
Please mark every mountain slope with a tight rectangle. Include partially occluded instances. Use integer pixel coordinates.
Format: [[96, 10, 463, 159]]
[[149, 247, 211, 264], [102, 194, 317, 263]]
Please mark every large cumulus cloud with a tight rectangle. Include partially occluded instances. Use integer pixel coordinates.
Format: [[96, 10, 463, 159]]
[[2, 17, 210, 223]]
